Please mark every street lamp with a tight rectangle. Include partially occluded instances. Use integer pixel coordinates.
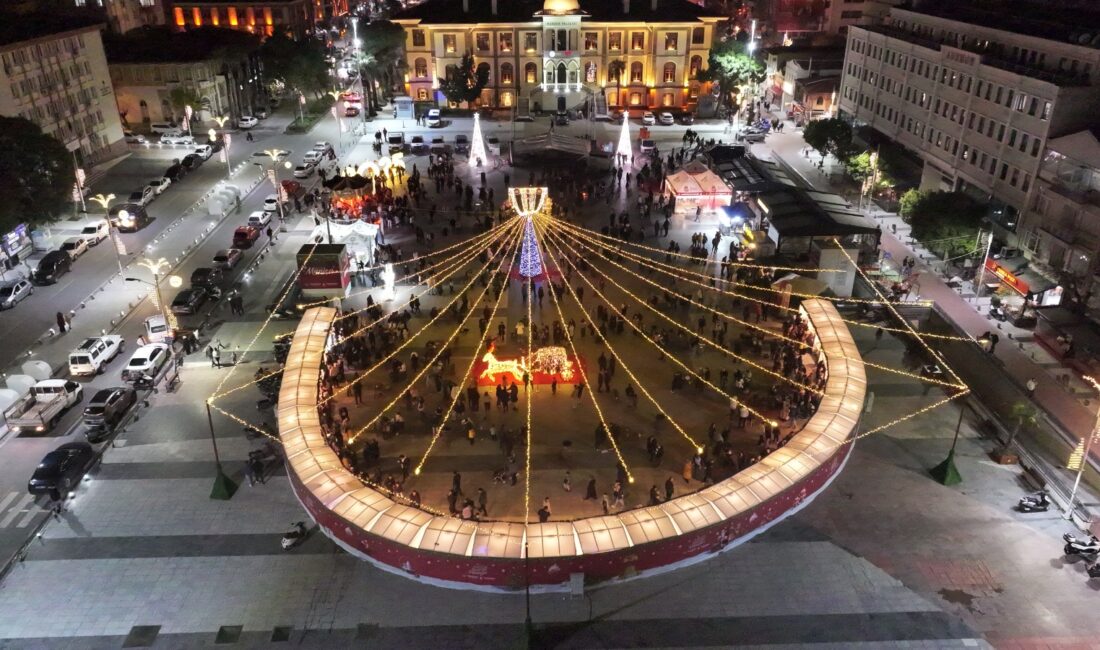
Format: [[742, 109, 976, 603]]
[[1067, 376, 1100, 520], [88, 193, 125, 273], [127, 257, 176, 334], [184, 105, 193, 136], [259, 149, 293, 226]]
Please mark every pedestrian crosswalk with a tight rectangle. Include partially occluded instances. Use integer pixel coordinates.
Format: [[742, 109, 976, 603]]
[[0, 491, 46, 528]]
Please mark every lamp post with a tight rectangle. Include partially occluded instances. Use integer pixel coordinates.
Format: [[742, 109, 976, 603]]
[[184, 104, 193, 136], [1067, 376, 1100, 520], [256, 149, 292, 225], [205, 398, 239, 500], [211, 116, 233, 178], [127, 257, 176, 333], [89, 193, 125, 273]]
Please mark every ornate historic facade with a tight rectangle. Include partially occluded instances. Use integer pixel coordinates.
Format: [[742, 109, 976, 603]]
[[394, 0, 722, 113]]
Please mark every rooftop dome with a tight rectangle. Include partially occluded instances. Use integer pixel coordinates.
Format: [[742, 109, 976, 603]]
[[542, 0, 581, 14]]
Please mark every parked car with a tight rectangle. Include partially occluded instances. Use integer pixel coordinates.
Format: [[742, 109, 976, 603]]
[[0, 279, 33, 309], [164, 163, 186, 182], [430, 136, 450, 156], [181, 153, 203, 171], [255, 107, 269, 120], [128, 185, 156, 207], [344, 105, 361, 117], [160, 134, 195, 145], [60, 237, 89, 260], [194, 144, 213, 160], [170, 287, 209, 315], [247, 210, 272, 228], [238, 116, 259, 129], [738, 130, 766, 143], [410, 135, 427, 153], [678, 112, 695, 125], [124, 130, 147, 144], [7, 380, 84, 435], [109, 203, 152, 232], [149, 123, 180, 135], [122, 343, 169, 382], [658, 111, 675, 126], [232, 226, 261, 248], [454, 134, 469, 154], [143, 315, 171, 344], [640, 139, 656, 154], [212, 248, 243, 270], [262, 195, 283, 215], [83, 387, 137, 437], [426, 108, 442, 127], [293, 163, 315, 178], [387, 133, 405, 154], [27, 442, 96, 495], [68, 335, 125, 377], [189, 266, 224, 290], [303, 150, 324, 165], [33, 251, 72, 285], [641, 111, 656, 125], [80, 220, 110, 245], [313, 141, 333, 155], [487, 136, 501, 156], [148, 177, 171, 195]]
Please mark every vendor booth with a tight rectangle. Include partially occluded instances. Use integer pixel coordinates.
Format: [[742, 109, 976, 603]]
[[663, 161, 733, 217]]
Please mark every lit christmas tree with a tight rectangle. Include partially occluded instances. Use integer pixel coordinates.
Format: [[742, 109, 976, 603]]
[[615, 113, 632, 160], [518, 217, 543, 278], [470, 112, 488, 168]]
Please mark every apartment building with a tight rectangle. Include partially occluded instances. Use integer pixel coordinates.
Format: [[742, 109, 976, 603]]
[[837, 2, 1100, 233], [170, 0, 314, 39], [0, 17, 126, 166], [72, 0, 166, 34], [393, 0, 722, 113]]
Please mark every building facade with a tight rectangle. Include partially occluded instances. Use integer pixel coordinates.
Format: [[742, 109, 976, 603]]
[[394, 0, 722, 113], [170, 0, 314, 39], [73, 0, 166, 34], [110, 57, 263, 125], [837, 5, 1100, 233], [0, 23, 126, 166]]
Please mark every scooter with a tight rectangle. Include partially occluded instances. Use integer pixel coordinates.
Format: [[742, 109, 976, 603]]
[[1017, 491, 1051, 512], [989, 305, 1008, 321], [1063, 532, 1100, 558], [281, 521, 308, 550], [1088, 561, 1100, 579]]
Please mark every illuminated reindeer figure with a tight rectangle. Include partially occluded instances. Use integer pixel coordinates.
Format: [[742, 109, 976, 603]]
[[478, 344, 575, 383]]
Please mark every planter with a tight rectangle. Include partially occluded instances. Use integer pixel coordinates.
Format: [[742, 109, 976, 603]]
[[991, 447, 1019, 464]]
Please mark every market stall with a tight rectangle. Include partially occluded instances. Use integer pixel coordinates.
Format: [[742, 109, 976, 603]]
[[663, 161, 733, 218]]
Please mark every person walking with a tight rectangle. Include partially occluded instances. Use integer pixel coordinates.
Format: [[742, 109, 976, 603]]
[[353, 380, 363, 405], [55, 311, 67, 334], [664, 476, 674, 501], [476, 487, 488, 517], [584, 477, 597, 500], [682, 459, 693, 484], [600, 493, 610, 515], [452, 471, 463, 497]]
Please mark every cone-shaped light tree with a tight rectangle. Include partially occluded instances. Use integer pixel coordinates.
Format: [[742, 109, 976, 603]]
[[470, 112, 488, 168], [615, 114, 632, 160]]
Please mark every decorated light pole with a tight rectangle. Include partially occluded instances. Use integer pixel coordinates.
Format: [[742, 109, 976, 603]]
[[615, 113, 632, 162], [470, 112, 488, 169], [211, 116, 232, 178], [90, 193, 126, 272], [510, 187, 547, 279]]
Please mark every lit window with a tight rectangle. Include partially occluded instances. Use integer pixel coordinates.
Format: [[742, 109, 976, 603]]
[[631, 32, 644, 50], [414, 58, 428, 78], [691, 27, 704, 45], [585, 62, 596, 83], [525, 62, 537, 84], [501, 91, 514, 107], [525, 33, 538, 52], [630, 92, 641, 105], [476, 33, 490, 51], [630, 62, 643, 83], [662, 93, 673, 107], [192, 7, 202, 25], [501, 63, 513, 84], [499, 33, 512, 53], [663, 62, 675, 83], [585, 33, 598, 51], [664, 33, 678, 51], [443, 35, 456, 54], [608, 32, 621, 50], [417, 88, 428, 100], [412, 30, 425, 47], [689, 55, 702, 79]]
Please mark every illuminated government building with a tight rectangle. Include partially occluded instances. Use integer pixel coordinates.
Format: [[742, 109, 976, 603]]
[[393, 0, 722, 113]]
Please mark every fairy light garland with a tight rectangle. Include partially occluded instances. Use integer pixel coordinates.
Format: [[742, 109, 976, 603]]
[[530, 214, 635, 483], [541, 226, 781, 426], [524, 246, 535, 524], [555, 221, 971, 343], [347, 225, 525, 444], [553, 224, 966, 390], [412, 231, 522, 475], [533, 220, 704, 454]]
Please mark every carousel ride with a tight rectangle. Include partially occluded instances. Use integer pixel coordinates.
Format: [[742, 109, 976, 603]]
[[208, 187, 970, 589]]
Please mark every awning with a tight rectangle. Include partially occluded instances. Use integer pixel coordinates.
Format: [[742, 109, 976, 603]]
[[985, 257, 1058, 296], [664, 161, 732, 199]]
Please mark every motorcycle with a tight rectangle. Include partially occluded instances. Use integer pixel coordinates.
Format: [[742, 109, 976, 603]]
[[1017, 491, 1051, 512], [989, 305, 1008, 322], [281, 521, 308, 550], [1063, 532, 1100, 558], [1088, 562, 1100, 579]]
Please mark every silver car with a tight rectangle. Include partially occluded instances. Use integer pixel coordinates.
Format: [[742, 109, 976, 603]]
[[0, 279, 33, 309], [213, 248, 243, 270]]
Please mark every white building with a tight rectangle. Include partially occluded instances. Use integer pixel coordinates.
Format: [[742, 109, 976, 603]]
[[0, 18, 126, 166], [837, 3, 1100, 233], [73, 0, 166, 34]]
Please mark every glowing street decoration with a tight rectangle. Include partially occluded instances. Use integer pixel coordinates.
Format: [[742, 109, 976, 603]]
[[380, 263, 395, 300], [531, 346, 574, 381], [508, 186, 548, 217], [519, 218, 543, 278], [616, 112, 632, 159], [470, 112, 488, 167], [478, 344, 575, 383], [480, 345, 527, 383]]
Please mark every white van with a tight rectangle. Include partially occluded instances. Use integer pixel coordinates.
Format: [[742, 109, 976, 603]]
[[150, 123, 181, 135], [144, 315, 171, 344]]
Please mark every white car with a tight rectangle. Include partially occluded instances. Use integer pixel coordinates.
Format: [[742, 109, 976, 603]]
[[60, 237, 89, 260], [80, 220, 110, 245], [302, 150, 324, 165], [262, 194, 282, 215], [641, 111, 656, 125], [122, 343, 169, 382], [194, 144, 213, 160], [426, 109, 442, 127], [129, 185, 156, 207], [238, 116, 259, 129], [148, 177, 171, 195], [312, 141, 333, 154], [293, 163, 315, 178], [213, 248, 243, 270], [160, 134, 195, 146], [150, 123, 181, 135], [640, 139, 656, 154], [738, 130, 767, 143], [247, 210, 272, 228], [658, 111, 675, 126], [68, 335, 124, 377]]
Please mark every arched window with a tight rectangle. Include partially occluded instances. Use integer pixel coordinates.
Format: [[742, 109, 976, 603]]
[[630, 62, 643, 84], [608, 62, 622, 84], [500, 63, 513, 84], [663, 62, 676, 83], [477, 62, 491, 84], [689, 55, 702, 79], [556, 62, 567, 84], [525, 62, 538, 84], [414, 58, 428, 78], [585, 62, 597, 83]]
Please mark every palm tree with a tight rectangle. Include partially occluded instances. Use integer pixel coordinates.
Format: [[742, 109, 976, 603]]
[[1003, 401, 1039, 451]]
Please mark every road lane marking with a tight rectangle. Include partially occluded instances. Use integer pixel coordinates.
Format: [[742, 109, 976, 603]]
[[0, 494, 34, 528]]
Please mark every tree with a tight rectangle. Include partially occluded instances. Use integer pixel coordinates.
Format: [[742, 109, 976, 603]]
[[802, 117, 855, 164], [845, 151, 894, 189], [696, 37, 764, 109], [259, 31, 329, 100], [438, 52, 489, 107], [903, 191, 987, 257], [608, 59, 626, 87], [1001, 401, 1039, 453], [167, 86, 202, 122], [898, 188, 922, 218], [359, 20, 406, 109], [0, 117, 74, 232]]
